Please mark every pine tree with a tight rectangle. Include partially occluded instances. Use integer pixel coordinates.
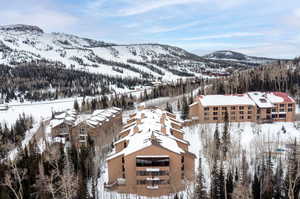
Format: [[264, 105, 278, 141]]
[[73, 99, 79, 112], [165, 102, 173, 113], [193, 157, 208, 199], [252, 171, 261, 199], [226, 169, 234, 199], [181, 96, 189, 120], [222, 111, 230, 159], [214, 125, 221, 160], [211, 159, 219, 199], [219, 161, 225, 199]]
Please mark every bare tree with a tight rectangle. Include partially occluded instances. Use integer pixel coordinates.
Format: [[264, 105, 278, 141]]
[[0, 161, 26, 199]]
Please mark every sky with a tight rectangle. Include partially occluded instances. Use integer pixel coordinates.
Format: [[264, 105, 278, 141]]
[[0, 0, 299, 58]]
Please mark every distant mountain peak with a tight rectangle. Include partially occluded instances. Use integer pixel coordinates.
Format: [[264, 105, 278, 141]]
[[204, 50, 247, 61], [0, 24, 44, 34], [203, 50, 279, 64]]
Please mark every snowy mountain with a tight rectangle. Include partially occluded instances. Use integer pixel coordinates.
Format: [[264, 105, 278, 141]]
[[0, 24, 264, 80], [204, 50, 280, 64]]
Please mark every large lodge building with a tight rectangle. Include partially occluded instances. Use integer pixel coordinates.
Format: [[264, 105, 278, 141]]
[[189, 92, 296, 123], [49, 107, 122, 148], [105, 105, 196, 197]]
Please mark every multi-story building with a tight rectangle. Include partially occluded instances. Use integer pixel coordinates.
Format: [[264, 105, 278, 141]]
[[105, 105, 196, 197], [189, 92, 295, 123], [50, 107, 122, 147]]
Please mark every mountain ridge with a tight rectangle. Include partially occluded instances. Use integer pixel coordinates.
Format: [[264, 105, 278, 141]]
[[0, 24, 283, 80]]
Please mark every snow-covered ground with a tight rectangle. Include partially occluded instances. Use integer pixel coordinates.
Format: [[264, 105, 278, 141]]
[[0, 97, 83, 126]]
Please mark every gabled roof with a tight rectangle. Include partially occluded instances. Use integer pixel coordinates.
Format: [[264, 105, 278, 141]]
[[107, 108, 194, 161]]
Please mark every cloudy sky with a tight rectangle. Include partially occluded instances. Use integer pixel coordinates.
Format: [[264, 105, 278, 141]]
[[0, 0, 299, 58]]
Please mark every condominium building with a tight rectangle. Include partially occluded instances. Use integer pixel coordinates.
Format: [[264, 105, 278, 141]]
[[50, 107, 122, 148], [189, 92, 295, 123], [105, 105, 196, 197]]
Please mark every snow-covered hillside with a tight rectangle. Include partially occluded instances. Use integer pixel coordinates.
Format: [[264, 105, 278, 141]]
[[0, 24, 212, 80], [204, 50, 280, 64], [0, 24, 263, 80]]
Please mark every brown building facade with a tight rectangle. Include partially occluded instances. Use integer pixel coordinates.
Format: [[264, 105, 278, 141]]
[[105, 106, 196, 197], [50, 107, 122, 148], [189, 92, 296, 123]]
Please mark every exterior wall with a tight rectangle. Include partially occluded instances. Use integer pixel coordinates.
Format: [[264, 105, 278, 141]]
[[198, 104, 256, 123], [189, 95, 295, 124], [51, 123, 71, 141], [107, 155, 124, 184], [110, 145, 192, 197], [271, 102, 295, 122]]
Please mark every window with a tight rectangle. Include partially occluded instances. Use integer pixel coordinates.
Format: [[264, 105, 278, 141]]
[[136, 157, 170, 167], [240, 116, 244, 120], [280, 104, 285, 107], [80, 128, 86, 135], [266, 109, 271, 114], [280, 109, 285, 112], [257, 116, 260, 120], [288, 108, 293, 112], [204, 107, 209, 111], [222, 107, 227, 110], [272, 114, 277, 118], [204, 112, 209, 116], [124, 142, 127, 148], [181, 156, 184, 163], [257, 109, 261, 114], [137, 180, 169, 185], [248, 106, 252, 110], [239, 111, 244, 114], [122, 165, 125, 172], [213, 117, 218, 120], [213, 107, 219, 111], [231, 107, 236, 110], [136, 170, 169, 176], [213, 112, 218, 115], [272, 108, 276, 112], [122, 157, 125, 163], [279, 114, 286, 119], [288, 104, 293, 107], [247, 116, 252, 119], [248, 111, 252, 114], [239, 106, 244, 110]]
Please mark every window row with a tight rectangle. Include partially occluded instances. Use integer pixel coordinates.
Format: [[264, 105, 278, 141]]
[[136, 170, 169, 176], [137, 180, 169, 185], [204, 106, 253, 111], [204, 116, 252, 121]]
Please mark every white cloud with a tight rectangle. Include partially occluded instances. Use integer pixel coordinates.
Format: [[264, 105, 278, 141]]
[[234, 42, 300, 59], [147, 21, 201, 33], [114, 0, 215, 16], [0, 9, 77, 31], [284, 8, 300, 28], [181, 32, 264, 41]]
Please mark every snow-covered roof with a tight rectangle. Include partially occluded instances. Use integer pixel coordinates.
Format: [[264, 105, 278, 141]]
[[50, 107, 121, 128], [107, 108, 192, 161], [266, 92, 295, 103], [247, 92, 274, 108], [197, 92, 295, 109], [198, 94, 255, 107]]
